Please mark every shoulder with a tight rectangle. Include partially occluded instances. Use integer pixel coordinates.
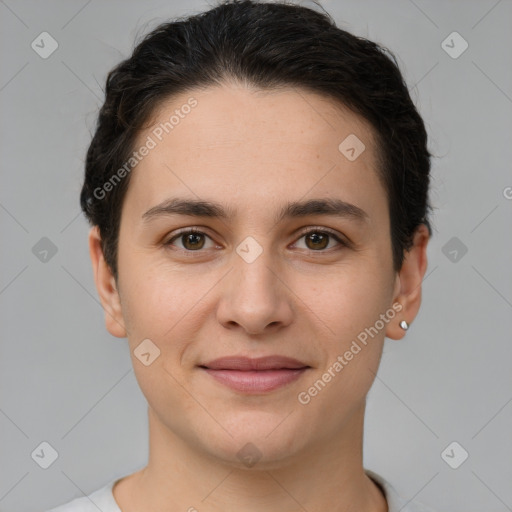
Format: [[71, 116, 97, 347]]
[[45, 478, 122, 512], [47, 471, 437, 512], [366, 469, 437, 512]]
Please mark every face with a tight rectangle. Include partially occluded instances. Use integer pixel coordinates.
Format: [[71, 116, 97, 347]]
[[90, 83, 428, 468]]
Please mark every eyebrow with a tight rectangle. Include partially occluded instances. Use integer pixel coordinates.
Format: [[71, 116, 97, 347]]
[[142, 197, 369, 224]]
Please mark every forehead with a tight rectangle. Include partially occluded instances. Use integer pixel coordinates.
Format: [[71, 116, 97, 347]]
[[124, 83, 385, 222], [143, 83, 377, 153]]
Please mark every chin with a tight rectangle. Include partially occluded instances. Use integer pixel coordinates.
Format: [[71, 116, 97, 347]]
[[199, 413, 308, 469]]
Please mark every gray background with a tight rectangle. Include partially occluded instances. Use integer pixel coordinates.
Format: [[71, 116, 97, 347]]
[[1, 0, 511, 511]]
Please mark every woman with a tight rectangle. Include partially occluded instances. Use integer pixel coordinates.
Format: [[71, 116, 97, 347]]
[[48, 1, 434, 510]]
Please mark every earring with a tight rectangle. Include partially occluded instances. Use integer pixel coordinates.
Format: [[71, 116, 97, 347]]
[[399, 320, 409, 331]]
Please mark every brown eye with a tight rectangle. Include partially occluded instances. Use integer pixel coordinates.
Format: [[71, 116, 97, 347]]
[[181, 232, 205, 250], [165, 230, 215, 251], [294, 229, 346, 252], [304, 232, 329, 250]]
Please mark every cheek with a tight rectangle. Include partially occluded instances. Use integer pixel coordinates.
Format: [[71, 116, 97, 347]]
[[307, 260, 394, 338], [119, 239, 185, 316], [118, 255, 221, 370], [119, 268, 197, 406], [294, 270, 391, 419], [301, 262, 393, 388]]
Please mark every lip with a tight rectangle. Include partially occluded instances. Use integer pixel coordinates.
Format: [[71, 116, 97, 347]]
[[199, 356, 310, 393], [202, 355, 309, 371]]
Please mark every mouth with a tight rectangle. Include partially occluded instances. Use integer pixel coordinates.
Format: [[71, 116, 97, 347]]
[[198, 355, 311, 393]]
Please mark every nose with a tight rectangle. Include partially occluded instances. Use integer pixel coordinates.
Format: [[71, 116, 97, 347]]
[[215, 247, 294, 336]]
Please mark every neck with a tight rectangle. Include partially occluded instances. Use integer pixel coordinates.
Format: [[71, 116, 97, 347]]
[[114, 403, 387, 512]]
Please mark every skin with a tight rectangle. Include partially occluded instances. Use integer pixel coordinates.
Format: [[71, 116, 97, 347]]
[[89, 82, 429, 512]]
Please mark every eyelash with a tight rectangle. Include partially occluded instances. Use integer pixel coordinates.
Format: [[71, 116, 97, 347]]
[[163, 227, 348, 254]]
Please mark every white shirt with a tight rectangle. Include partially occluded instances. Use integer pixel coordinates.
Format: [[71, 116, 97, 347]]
[[46, 469, 436, 511]]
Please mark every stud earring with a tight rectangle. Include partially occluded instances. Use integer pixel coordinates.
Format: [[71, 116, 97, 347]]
[[399, 320, 409, 330]]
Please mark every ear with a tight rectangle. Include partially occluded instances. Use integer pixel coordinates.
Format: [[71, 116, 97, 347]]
[[386, 223, 430, 340], [88, 226, 127, 338]]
